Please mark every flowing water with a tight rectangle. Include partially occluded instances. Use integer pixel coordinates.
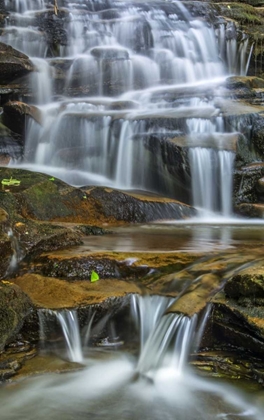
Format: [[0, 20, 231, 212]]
[[2, 0, 251, 215], [1, 274, 264, 420], [1, 2, 263, 419]]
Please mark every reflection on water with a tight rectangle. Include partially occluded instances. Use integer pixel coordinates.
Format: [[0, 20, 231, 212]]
[[81, 223, 264, 253]]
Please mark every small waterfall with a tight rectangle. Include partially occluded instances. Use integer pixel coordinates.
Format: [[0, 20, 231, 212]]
[[131, 294, 174, 353], [0, 27, 47, 58], [30, 58, 53, 104], [5, 228, 23, 276], [131, 294, 210, 377], [189, 148, 235, 216], [137, 313, 197, 376], [37, 294, 211, 374], [187, 104, 236, 217], [38, 309, 83, 363], [216, 22, 251, 75]]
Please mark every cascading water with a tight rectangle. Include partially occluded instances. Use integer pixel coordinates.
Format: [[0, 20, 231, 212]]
[[187, 106, 236, 216], [1, 0, 252, 216], [38, 309, 83, 363], [1, 293, 258, 420]]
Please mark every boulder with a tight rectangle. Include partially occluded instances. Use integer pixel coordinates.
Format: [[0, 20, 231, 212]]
[[3, 101, 42, 135], [0, 167, 195, 223], [235, 203, 264, 217], [0, 43, 33, 83]]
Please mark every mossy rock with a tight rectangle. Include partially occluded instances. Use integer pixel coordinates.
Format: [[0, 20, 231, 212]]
[[218, 3, 263, 25], [0, 281, 32, 351], [225, 266, 264, 300]]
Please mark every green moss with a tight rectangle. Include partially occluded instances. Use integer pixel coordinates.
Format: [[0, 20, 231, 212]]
[[20, 180, 73, 220], [219, 3, 262, 25]]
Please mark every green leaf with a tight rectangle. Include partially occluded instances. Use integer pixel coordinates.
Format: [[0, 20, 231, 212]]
[[91, 270, 99, 282], [49, 177, 55, 181], [1, 177, 21, 186]]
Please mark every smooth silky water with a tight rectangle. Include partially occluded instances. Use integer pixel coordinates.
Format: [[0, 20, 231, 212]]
[[1, 224, 264, 420], [1, 0, 264, 419]]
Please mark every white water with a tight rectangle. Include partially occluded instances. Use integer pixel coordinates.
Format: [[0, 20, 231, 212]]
[[1, 294, 263, 419], [38, 309, 83, 363], [1, 0, 252, 216]]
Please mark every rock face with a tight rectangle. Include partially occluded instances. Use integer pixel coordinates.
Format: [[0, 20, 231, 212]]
[[0, 42, 34, 84], [0, 43, 33, 83], [0, 281, 32, 351], [3, 101, 42, 135]]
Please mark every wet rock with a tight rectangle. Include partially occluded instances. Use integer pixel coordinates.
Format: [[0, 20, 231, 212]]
[[86, 187, 195, 223], [166, 273, 221, 316], [11, 273, 141, 309], [0, 122, 23, 160], [35, 254, 149, 280], [235, 203, 264, 218], [257, 176, 264, 198], [210, 293, 264, 358], [191, 351, 264, 384], [0, 207, 13, 277], [0, 167, 195, 224], [107, 100, 139, 110], [35, 10, 68, 57], [28, 248, 196, 282], [233, 163, 264, 206], [0, 281, 32, 351], [0, 231, 12, 278], [226, 76, 264, 91], [0, 43, 33, 83], [218, 2, 262, 26], [225, 265, 264, 301], [99, 8, 121, 20], [90, 46, 130, 61], [183, 1, 221, 24], [3, 101, 42, 135]]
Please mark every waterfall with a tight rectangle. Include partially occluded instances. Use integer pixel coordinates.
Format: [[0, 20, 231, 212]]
[[187, 106, 236, 217], [131, 294, 211, 377], [131, 294, 174, 354], [37, 294, 211, 376], [38, 309, 83, 363], [2, 0, 252, 216], [189, 148, 235, 216], [30, 58, 53, 104]]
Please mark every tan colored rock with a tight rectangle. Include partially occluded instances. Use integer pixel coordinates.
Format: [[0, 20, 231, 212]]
[[10, 273, 141, 309], [236, 203, 264, 218]]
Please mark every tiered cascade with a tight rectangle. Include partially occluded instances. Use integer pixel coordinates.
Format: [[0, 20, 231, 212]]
[[1, 0, 252, 215]]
